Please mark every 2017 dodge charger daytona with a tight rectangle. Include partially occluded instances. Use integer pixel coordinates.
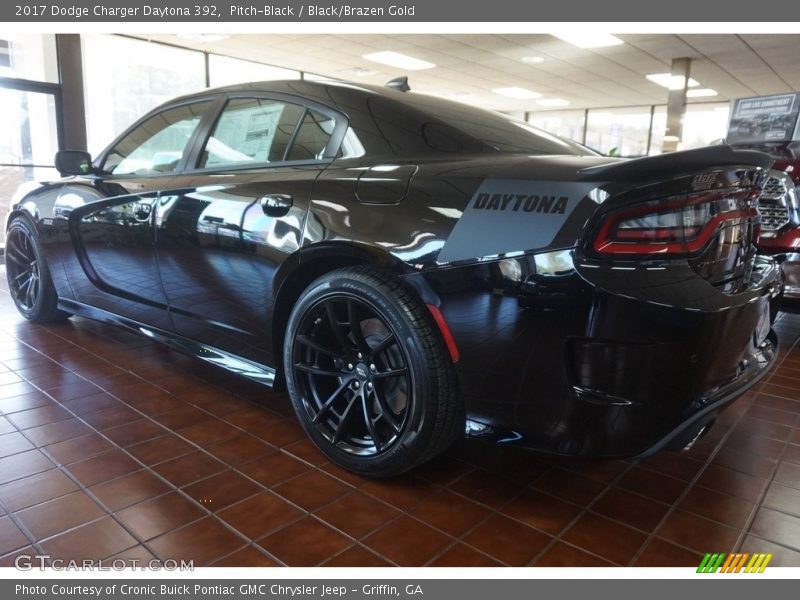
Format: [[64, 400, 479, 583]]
[[4, 79, 782, 476]]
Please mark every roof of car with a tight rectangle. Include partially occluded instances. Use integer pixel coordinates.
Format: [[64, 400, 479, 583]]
[[175, 78, 403, 107]]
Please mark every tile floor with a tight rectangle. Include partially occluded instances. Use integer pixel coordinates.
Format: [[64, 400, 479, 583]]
[[1, 270, 800, 567]]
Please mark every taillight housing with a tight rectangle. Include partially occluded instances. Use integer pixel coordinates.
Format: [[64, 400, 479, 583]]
[[592, 192, 759, 256]]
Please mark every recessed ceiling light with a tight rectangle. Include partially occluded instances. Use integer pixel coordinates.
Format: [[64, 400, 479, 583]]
[[177, 33, 229, 43], [552, 33, 624, 49], [520, 56, 545, 64], [536, 98, 571, 107], [362, 51, 435, 71], [686, 88, 719, 98], [492, 87, 542, 99], [646, 73, 700, 90]]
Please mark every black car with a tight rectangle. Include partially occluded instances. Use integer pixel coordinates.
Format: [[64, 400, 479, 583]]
[[5, 79, 781, 476]]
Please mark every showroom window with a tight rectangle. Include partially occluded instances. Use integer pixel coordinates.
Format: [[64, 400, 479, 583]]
[[208, 54, 300, 87], [200, 98, 306, 168], [679, 103, 730, 149], [527, 109, 586, 145], [647, 106, 667, 156], [82, 35, 207, 156], [585, 106, 655, 157], [0, 33, 60, 244], [0, 33, 58, 82], [102, 101, 212, 175]]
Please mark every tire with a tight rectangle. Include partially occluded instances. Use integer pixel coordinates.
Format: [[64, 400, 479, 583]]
[[284, 266, 464, 477], [5, 216, 70, 323]]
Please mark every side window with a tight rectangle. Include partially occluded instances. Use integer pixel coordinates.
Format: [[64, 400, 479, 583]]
[[286, 109, 335, 161], [199, 98, 304, 168], [103, 101, 211, 176]]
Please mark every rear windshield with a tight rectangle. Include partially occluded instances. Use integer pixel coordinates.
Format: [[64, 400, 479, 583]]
[[402, 93, 592, 156]]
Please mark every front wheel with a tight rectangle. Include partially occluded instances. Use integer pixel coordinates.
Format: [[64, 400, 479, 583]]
[[5, 217, 69, 323], [284, 267, 463, 477]]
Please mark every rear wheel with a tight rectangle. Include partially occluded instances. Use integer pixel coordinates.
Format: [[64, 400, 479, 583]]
[[284, 267, 463, 477], [5, 217, 69, 323]]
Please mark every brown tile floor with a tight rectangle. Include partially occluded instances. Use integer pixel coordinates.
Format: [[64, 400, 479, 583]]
[[1, 271, 800, 567]]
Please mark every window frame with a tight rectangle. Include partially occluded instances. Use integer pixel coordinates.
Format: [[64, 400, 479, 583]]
[[94, 93, 224, 178], [94, 91, 350, 179], [182, 91, 349, 175]]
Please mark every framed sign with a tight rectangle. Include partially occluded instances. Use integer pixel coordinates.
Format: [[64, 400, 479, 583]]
[[726, 93, 800, 144]]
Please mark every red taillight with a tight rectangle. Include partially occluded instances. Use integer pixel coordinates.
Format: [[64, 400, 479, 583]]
[[593, 193, 759, 255]]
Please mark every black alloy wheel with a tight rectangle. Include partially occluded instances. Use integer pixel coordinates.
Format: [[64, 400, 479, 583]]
[[293, 294, 412, 456], [5, 217, 69, 323], [284, 267, 463, 477], [6, 226, 41, 312]]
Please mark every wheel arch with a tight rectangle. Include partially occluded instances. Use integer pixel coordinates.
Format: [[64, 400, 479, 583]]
[[270, 241, 413, 389]]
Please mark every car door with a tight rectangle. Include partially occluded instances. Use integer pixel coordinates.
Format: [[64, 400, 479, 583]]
[[154, 95, 342, 366], [62, 98, 218, 330]]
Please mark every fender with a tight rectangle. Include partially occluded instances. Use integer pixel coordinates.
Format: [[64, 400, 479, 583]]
[[269, 239, 416, 386]]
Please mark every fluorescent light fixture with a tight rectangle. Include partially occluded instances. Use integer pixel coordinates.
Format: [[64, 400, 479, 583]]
[[520, 55, 545, 64], [646, 73, 700, 90], [177, 33, 229, 43], [362, 51, 435, 71], [493, 87, 542, 99], [687, 88, 719, 98], [536, 98, 571, 107], [552, 33, 624, 48]]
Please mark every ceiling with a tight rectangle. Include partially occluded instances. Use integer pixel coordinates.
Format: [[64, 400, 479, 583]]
[[134, 33, 800, 112]]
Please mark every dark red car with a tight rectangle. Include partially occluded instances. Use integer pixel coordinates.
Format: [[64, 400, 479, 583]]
[[734, 142, 800, 297]]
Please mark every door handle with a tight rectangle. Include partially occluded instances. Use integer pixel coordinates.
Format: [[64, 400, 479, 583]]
[[260, 194, 293, 217]]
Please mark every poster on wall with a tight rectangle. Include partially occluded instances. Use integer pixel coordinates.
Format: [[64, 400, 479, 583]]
[[727, 92, 800, 144]]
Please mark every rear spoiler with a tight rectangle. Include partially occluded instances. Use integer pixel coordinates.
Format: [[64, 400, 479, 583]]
[[578, 145, 774, 181]]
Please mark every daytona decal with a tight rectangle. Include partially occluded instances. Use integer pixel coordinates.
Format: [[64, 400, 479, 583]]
[[437, 179, 599, 263]]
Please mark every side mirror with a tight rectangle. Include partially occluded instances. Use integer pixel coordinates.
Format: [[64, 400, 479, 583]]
[[55, 150, 94, 176]]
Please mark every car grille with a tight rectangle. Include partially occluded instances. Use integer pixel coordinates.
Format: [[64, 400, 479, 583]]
[[760, 205, 790, 231], [763, 176, 788, 200], [758, 175, 790, 231]]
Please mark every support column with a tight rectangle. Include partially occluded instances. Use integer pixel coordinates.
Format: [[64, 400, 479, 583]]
[[662, 57, 691, 153], [55, 34, 87, 151]]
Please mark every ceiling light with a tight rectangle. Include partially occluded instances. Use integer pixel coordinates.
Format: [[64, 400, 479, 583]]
[[552, 33, 624, 49], [536, 98, 571, 107], [177, 33, 229, 43], [362, 51, 435, 71], [520, 56, 545, 64], [646, 73, 700, 90], [687, 88, 719, 98], [493, 87, 542, 99]]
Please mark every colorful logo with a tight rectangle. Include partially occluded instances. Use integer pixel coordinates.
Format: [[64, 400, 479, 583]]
[[697, 553, 773, 573]]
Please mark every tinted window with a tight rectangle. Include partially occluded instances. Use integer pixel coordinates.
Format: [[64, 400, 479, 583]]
[[103, 101, 211, 175], [199, 98, 304, 168], [376, 94, 592, 156], [286, 109, 334, 161]]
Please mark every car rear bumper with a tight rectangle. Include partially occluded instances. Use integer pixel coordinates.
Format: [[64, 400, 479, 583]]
[[423, 252, 783, 458], [635, 329, 777, 456]]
